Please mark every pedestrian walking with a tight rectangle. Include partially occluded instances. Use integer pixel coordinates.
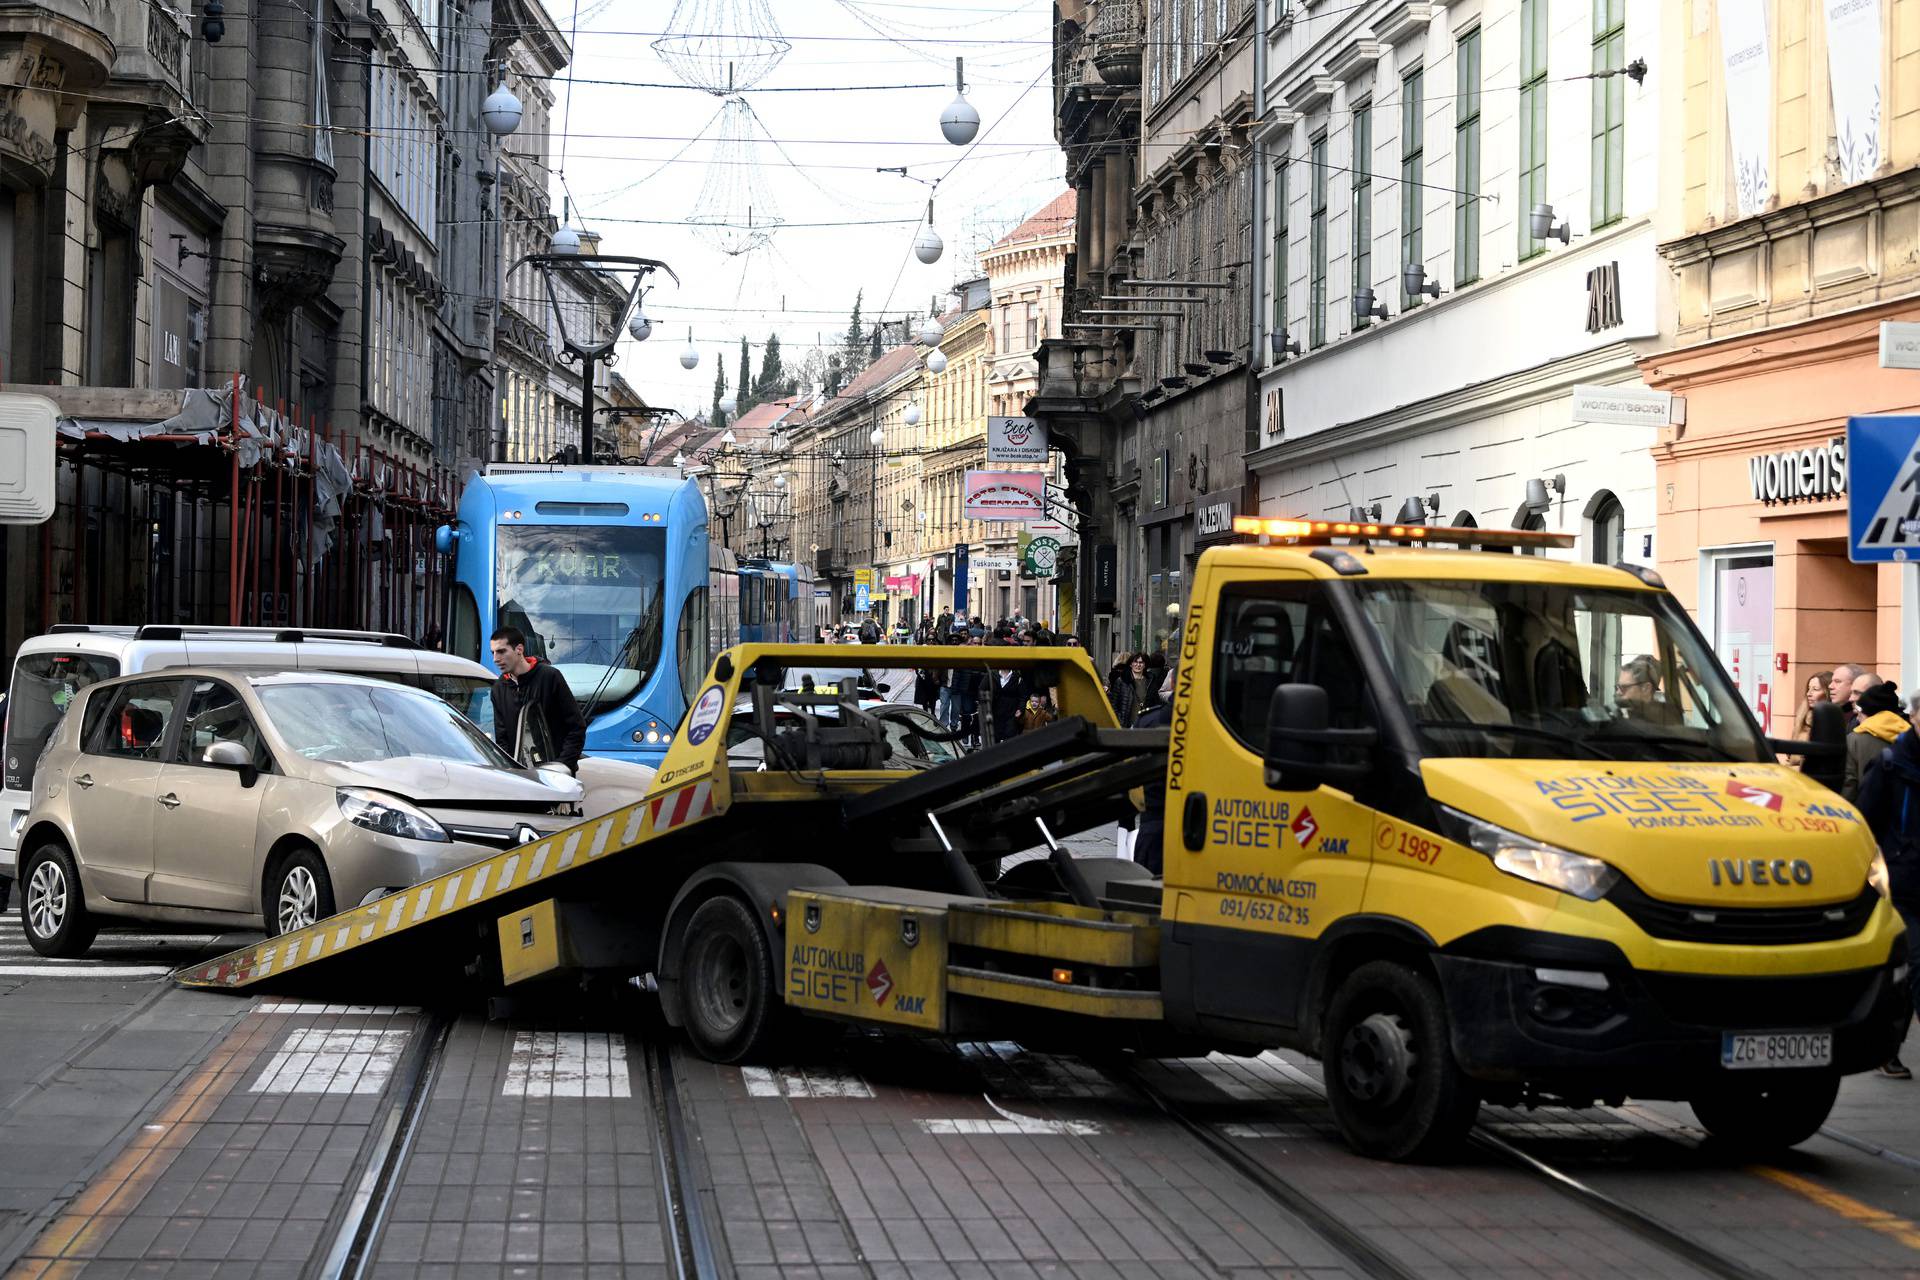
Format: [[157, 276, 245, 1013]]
[[1856, 726, 1920, 1078], [1832, 662, 1867, 729], [914, 664, 941, 716], [1106, 652, 1161, 728], [1803, 701, 1850, 793], [1131, 662, 1177, 875], [487, 626, 586, 773], [1845, 677, 1910, 801], [1787, 670, 1834, 768], [988, 662, 1030, 743], [934, 608, 954, 643]]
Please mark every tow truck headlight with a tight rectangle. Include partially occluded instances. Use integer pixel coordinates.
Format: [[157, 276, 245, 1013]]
[[336, 788, 450, 843], [1437, 805, 1619, 901]]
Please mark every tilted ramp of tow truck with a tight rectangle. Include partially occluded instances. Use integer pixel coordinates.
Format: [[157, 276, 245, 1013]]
[[171, 643, 1138, 1001]]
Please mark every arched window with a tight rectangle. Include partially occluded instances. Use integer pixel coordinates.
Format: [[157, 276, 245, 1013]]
[[1510, 505, 1548, 555], [1452, 511, 1478, 528], [1586, 490, 1625, 565]]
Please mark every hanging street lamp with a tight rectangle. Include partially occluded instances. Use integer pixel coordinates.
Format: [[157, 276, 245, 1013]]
[[940, 57, 979, 145]]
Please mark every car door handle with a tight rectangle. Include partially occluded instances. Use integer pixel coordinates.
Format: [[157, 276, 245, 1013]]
[[74, 773, 93, 789], [157, 793, 181, 809]]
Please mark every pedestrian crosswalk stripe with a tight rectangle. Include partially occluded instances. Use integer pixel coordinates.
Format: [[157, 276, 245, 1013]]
[[250, 1028, 410, 1094], [0, 964, 174, 977], [502, 1031, 631, 1098], [741, 1066, 874, 1098], [257, 1000, 419, 1015]]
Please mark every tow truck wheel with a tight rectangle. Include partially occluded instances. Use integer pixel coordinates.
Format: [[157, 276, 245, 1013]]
[[681, 895, 779, 1063], [1323, 961, 1479, 1162], [1689, 1075, 1838, 1154]]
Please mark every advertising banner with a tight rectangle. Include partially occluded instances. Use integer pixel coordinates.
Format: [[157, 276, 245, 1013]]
[[1823, 0, 1882, 183], [1718, 0, 1774, 217], [987, 416, 1049, 463], [964, 471, 1046, 522]]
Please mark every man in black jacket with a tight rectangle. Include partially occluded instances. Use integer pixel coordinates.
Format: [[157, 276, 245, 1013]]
[[488, 626, 587, 773]]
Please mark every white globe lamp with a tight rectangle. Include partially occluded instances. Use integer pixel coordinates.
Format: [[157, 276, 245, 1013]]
[[679, 330, 700, 370], [918, 316, 943, 346], [482, 85, 523, 138], [868, 425, 885, 447], [627, 309, 652, 342], [904, 402, 922, 427], [549, 224, 581, 255], [913, 224, 944, 265], [719, 396, 737, 417], [925, 349, 948, 375]]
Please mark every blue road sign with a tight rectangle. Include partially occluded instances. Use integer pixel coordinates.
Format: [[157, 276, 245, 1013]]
[[854, 583, 871, 612], [1848, 415, 1920, 563]]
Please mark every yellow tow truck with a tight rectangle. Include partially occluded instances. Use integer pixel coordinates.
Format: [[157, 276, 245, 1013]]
[[176, 520, 1909, 1161]]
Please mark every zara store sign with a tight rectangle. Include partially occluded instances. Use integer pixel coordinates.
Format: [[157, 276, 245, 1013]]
[[1748, 436, 1846, 506]]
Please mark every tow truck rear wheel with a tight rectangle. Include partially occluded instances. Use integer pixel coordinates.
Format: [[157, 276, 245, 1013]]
[[1323, 961, 1480, 1162], [1689, 1075, 1838, 1154], [681, 895, 779, 1063]]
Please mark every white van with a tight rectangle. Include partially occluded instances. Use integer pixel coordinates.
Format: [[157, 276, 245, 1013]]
[[1, 626, 498, 886]]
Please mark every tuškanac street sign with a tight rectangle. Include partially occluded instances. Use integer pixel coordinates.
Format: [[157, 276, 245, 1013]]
[[1847, 414, 1920, 563]]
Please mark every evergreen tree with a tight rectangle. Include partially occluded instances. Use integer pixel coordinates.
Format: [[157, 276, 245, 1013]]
[[843, 290, 866, 375], [736, 338, 753, 417], [867, 320, 883, 363], [711, 362, 727, 431], [754, 333, 784, 399]]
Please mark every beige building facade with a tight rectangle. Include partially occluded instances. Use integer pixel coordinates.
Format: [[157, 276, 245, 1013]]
[[1641, 0, 1920, 734]]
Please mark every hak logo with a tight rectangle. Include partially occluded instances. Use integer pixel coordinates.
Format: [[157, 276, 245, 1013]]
[[1318, 837, 1349, 854], [892, 994, 926, 1015], [1291, 807, 1319, 848], [865, 959, 893, 1006]]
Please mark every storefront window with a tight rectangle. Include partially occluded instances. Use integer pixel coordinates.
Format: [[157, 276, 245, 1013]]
[[1705, 547, 1774, 723]]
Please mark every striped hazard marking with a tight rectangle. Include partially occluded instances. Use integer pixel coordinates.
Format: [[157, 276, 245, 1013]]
[[170, 779, 718, 991]]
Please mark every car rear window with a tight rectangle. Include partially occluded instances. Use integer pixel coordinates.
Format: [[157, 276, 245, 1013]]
[[4, 653, 121, 790]]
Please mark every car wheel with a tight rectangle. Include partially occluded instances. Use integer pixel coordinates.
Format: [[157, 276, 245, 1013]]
[[21, 842, 97, 959], [267, 848, 336, 936], [1322, 960, 1480, 1162], [679, 895, 779, 1063], [1690, 1075, 1837, 1155]]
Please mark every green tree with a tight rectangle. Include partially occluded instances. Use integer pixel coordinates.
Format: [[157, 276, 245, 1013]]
[[711, 361, 727, 430], [754, 333, 785, 400], [736, 337, 753, 417], [843, 290, 866, 375]]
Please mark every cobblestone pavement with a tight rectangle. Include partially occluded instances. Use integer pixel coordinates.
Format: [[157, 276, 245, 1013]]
[[5, 910, 1920, 1278]]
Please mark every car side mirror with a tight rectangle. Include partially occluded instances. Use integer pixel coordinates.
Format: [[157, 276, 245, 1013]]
[[877, 683, 892, 695], [1265, 684, 1377, 791], [202, 740, 260, 788]]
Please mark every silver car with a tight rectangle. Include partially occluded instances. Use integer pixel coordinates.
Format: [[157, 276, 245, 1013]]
[[16, 669, 583, 957]]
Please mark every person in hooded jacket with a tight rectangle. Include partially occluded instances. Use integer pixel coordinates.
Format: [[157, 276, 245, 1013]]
[[1845, 677, 1910, 802], [1855, 725, 1920, 1078]]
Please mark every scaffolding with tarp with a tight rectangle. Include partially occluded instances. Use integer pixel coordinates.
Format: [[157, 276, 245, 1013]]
[[0, 377, 461, 667]]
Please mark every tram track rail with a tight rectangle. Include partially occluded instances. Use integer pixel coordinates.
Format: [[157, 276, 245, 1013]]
[[321, 1011, 453, 1280], [1153, 1052, 1769, 1280], [1113, 1060, 1422, 1280], [647, 1039, 725, 1280]]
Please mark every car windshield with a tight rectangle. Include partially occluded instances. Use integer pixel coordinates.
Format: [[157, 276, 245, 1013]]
[[258, 681, 520, 768], [4, 653, 120, 790], [496, 524, 666, 716], [1351, 579, 1768, 763]]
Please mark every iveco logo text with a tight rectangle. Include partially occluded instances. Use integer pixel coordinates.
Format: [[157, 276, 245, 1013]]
[[1708, 857, 1813, 887]]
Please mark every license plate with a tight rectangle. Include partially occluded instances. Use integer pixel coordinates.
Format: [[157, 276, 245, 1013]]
[[1721, 1030, 1833, 1070]]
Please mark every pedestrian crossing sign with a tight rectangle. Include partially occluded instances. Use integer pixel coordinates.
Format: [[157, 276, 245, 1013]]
[[1848, 415, 1920, 563]]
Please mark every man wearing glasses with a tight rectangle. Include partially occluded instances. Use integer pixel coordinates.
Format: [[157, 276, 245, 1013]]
[[1616, 655, 1678, 723]]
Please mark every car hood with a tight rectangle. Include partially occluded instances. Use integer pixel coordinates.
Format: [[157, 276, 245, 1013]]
[[309, 756, 582, 806], [1421, 758, 1877, 906]]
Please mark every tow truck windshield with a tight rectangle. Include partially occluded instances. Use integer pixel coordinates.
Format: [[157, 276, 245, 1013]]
[[1352, 579, 1769, 764]]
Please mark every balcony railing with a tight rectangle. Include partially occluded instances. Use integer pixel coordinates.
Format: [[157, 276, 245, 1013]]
[[1090, 0, 1142, 85], [109, 0, 193, 98]]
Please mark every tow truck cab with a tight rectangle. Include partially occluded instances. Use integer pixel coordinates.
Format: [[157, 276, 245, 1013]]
[[1161, 520, 1907, 1158]]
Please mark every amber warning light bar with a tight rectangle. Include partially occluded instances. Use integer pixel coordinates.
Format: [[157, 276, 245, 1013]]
[[1230, 516, 1577, 551]]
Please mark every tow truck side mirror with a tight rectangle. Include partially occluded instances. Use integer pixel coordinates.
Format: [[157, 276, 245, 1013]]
[[1264, 684, 1377, 791]]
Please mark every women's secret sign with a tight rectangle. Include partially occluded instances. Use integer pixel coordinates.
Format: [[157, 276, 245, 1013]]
[[1748, 437, 1845, 505]]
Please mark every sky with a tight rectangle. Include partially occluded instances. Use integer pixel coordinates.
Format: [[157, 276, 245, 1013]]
[[545, 0, 1071, 417]]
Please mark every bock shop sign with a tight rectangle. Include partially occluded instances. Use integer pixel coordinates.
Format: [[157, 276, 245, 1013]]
[[987, 416, 1048, 463], [964, 470, 1046, 521], [1749, 436, 1846, 506]]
